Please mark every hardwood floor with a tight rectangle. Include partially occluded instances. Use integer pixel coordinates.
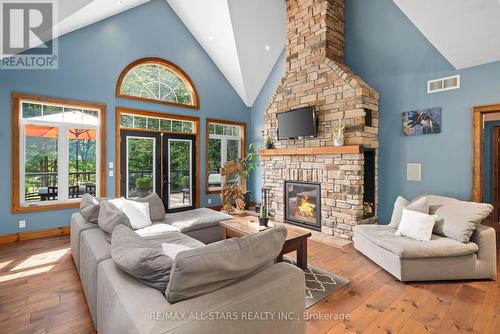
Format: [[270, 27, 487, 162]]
[[0, 235, 498, 334], [0, 236, 95, 334]]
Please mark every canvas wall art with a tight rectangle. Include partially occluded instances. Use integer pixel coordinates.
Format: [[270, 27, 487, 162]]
[[402, 107, 441, 136]]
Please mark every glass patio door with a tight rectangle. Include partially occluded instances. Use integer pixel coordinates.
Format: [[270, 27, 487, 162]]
[[163, 134, 196, 212], [120, 130, 161, 198]]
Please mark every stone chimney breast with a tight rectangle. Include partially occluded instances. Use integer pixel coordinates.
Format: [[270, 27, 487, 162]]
[[261, 0, 380, 240]]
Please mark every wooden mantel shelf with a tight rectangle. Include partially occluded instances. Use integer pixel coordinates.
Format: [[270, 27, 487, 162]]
[[258, 145, 363, 156]]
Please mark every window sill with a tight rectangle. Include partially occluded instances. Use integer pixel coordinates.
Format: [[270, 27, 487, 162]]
[[12, 201, 80, 214]]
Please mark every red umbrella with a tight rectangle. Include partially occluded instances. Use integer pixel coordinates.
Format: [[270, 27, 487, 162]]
[[25, 125, 96, 184], [24, 125, 96, 140]]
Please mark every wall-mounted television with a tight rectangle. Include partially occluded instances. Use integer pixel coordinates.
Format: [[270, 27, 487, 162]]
[[277, 106, 316, 140]]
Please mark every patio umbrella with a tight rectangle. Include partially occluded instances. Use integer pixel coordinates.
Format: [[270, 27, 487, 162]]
[[25, 125, 96, 183]]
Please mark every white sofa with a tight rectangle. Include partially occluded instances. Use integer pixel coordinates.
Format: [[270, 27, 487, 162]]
[[353, 195, 496, 282]]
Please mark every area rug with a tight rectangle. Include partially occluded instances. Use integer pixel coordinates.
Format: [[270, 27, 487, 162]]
[[283, 257, 351, 308]]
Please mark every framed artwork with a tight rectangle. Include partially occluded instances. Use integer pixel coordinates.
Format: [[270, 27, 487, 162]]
[[403, 107, 441, 136]]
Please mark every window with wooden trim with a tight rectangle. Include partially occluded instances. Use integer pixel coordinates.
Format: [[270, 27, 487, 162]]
[[116, 58, 199, 109], [206, 119, 245, 193], [120, 112, 194, 133], [12, 94, 106, 213]]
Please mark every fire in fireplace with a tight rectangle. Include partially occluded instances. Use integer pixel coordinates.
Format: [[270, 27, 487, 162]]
[[284, 181, 321, 230]]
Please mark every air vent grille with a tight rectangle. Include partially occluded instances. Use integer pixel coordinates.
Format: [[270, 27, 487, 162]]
[[427, 75, 460, 94]]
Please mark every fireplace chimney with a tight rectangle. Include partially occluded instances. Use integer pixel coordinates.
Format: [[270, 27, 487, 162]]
[[286, 0, 345, 68], [261, 0, 380, 240]]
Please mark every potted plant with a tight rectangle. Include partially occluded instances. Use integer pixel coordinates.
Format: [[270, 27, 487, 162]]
[[241, 143, 259, 209], [265, 136, 273, 149], [333, 116, 345, 146], [262, 131, 273, 149], [259, 187, 270, 226]]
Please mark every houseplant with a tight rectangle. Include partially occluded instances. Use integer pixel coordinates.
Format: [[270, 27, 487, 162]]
[[241, 143, 259, 209], [259, 187, 270, 226], [262, 131, 273, 149], [265, 136, 273, 149], [333, 116, 345, 146]]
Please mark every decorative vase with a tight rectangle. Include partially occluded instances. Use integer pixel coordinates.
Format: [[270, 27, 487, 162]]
[[265, 142, 273, 149], [333, 138, 344, 147], [259, 217, 269, 227]]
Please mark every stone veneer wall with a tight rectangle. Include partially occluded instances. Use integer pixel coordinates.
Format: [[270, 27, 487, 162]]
[[261, 0, 380, 239]]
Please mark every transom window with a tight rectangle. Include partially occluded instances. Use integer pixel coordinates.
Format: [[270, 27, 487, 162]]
[[117, 58, 199, 109], [120, 113, 194, 133], [12, 94, 106, 213], [206, 120, 245, 193]]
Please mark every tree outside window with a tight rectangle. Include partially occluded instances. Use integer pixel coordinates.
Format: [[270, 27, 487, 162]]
[[207, 121, 244, 192]]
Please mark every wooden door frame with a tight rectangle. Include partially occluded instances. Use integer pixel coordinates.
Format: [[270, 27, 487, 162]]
[[115, 107, 200, 208], [493, 127, 500, 222], [472, 103, 500, 202]]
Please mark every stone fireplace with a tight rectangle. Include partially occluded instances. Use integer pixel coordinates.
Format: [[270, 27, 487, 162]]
[[260, 0, 380, 240]]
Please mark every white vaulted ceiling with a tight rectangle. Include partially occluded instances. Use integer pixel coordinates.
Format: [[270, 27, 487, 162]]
[[44, 0, 286, 107], [6, 0, 149, 56], [53, 0, 149, 41], [166, 0, 285, 107], [393, 0, 500, 70], [15, 1, 500, 105]]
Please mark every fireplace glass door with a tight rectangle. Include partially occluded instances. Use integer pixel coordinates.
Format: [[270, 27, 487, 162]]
[[285, 181, 321, 229]]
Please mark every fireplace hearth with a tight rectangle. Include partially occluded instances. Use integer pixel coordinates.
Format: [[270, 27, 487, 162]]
[[285, 181, 321, 230]]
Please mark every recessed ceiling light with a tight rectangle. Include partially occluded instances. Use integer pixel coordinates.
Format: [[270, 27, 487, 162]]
[[209, 35, 214, 41], [265, 45, 270, 51], [117, 0, 124, 5]]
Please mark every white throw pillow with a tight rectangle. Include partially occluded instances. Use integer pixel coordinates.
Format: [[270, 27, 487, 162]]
[[388, 196, 430, 229], [110, 197, 152, 230], [161, 243, 191, 259], [395, 209, 438, 241]]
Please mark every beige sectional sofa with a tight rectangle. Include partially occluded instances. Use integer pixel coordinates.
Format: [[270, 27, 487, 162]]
[[354, 195, 497, 282], [71, 210, 306, 334]]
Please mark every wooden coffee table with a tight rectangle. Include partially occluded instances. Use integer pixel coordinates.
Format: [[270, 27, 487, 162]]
[[220, 216, 312, 270]]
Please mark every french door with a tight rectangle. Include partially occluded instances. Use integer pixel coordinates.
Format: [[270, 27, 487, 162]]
[[120, 131, 196, 212], [120, 130, 161, 198], [163, 134, 196, 212]]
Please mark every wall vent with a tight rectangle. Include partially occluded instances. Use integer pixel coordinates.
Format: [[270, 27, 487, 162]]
[[427, 75, 460, 94]]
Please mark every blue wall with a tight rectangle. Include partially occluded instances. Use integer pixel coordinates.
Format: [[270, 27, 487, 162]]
[[482, 121, 500, 204], [0, 0, 250, 234], [250, 0, 500, 223], [249, 50, 286, 201]]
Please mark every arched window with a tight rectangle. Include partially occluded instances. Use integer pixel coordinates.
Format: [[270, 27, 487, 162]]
[[116, 58, 199, 109]]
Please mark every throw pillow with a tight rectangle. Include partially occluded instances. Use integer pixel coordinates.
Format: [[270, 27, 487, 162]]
[[110, 198, 153, 230], [80, 193, 100, 223], [97, 200, 132, 235], [133, 193, 166, 221], [165, 225, 288, 303], [395, 209, 438, 241], [111, 225, 173, 291], [425, 195, 493, 243], [388, 196, 429, 229]]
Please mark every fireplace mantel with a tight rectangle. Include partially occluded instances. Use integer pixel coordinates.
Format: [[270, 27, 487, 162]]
[[258, 145, 363, 156]]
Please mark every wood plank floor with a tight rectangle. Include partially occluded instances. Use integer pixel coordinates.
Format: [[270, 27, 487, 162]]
[[0, 235, 498, 334]]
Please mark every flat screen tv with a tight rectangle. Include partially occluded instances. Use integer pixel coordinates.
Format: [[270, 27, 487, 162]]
[[277, 107, 316, 140]]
